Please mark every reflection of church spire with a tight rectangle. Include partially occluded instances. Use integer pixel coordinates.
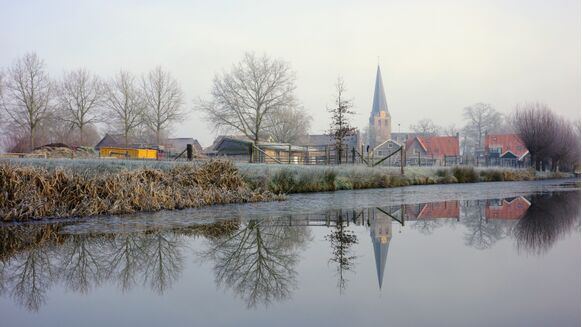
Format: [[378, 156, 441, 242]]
[[368, 208, 392, 289]]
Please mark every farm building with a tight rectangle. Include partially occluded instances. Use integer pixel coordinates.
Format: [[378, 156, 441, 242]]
[[99, 147, 157, 159], [485, 196, 531, 220], [405, 135, 460, 166], [206, 135, 360, 164], [484, 134, 530, 167]]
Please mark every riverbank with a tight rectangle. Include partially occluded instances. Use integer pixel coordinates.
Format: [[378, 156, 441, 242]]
[[239, 163, 574, 193], [0, 158, 575, 221], [0, 160, 282, 221]]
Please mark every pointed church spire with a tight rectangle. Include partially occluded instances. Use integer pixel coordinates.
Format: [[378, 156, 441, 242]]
[[369, 208, 392, 290], [371, 65, 389, 116], [372, 236, 390, 289]]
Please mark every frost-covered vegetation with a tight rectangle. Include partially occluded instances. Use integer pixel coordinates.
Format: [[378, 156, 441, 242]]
[[0, 158, 574, 221], [0, 160, 282, 221], [237, 163, 573, 193]]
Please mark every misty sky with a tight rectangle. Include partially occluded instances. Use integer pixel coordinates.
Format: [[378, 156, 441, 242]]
[[0, 0, 580, 146]]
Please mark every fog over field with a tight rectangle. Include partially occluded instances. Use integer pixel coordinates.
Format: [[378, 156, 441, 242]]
[[0, 0, 579, 146]]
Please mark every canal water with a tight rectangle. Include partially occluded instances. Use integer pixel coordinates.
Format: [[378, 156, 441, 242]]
[[0, 180, 579, 327]]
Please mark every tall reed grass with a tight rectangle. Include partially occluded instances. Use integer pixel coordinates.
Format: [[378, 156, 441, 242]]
[[0, 160, 282, 221]]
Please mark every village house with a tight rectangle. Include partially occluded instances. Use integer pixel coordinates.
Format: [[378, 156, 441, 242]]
[[485, 196, 531, 220], [404, 201, 461, 220], [405, 135, 460, 166], [484, 133, 529, 167]]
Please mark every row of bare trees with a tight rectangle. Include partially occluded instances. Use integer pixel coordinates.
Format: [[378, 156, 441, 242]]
[[0, 52, 185, 152], [512, 102, 580, 172]]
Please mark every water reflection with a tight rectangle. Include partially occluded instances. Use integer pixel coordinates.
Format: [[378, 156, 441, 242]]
[[0, 190, 578, 312], [200, 218, 310, 308], [325, 211, 358, 293]]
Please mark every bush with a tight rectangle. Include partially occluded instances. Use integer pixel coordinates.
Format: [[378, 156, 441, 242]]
[[452, 166, 478, 183], [334, 177, 353, 190], [268, 168, 297, 194]]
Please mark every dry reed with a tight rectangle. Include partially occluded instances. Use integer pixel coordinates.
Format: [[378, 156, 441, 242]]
[[0, 160, 283, 221]]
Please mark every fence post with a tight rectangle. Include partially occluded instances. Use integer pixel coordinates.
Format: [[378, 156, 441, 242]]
[[249, 143, 253, 163], [400, 147, 404, 175], [345, 145, 349, 164], [352, 147, 355, 164], [288, 145, 292, 164], [187, 144, 193, 161]]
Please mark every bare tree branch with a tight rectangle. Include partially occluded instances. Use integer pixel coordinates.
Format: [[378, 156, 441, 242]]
[[197, 52, 297, 144], [141, 66, 185, 145], [57, 68, 104, 146], [1, 53, 54, 150], [103, 71, 144, 146]]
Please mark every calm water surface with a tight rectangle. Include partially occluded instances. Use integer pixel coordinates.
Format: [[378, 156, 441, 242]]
[[0, 180, 579, 327]]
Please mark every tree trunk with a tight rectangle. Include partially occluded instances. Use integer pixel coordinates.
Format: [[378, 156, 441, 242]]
[[30, 127, 35, 152], [79, 124, 84, 146]]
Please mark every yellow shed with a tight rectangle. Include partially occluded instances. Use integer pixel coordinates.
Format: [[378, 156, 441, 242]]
[[99, 147, 157, 159]]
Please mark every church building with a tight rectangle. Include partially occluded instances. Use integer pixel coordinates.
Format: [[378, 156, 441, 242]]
[[368, 65, 401, 159]]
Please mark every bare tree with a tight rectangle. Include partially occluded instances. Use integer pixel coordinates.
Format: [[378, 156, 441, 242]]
[[57, 69, 104, 146], [142, 66, 184, 145], [198, 52, 297, 144], [511, 102, 558, 171], [265, 105, 311, 143], [1, 53, 54, 151], [328, 77, 356, 164], [442, 123, 460, 137], [463, 103, 502, 151], [549, 118, 578, 172], [103, 71, 144, 146], [410, 118, 440, 135]]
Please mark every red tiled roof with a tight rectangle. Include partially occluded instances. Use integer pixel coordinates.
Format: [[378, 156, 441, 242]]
[[406, 201, 460, 220], [484, 134, 529, 159], [406, 136, 459, 159], [418, 201, 460, 219], [485, 197, 531, 220]]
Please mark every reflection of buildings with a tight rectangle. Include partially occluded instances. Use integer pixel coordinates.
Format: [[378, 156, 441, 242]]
[[368, 208, 393, 289], [485, 197, 531, 220], [405, 201, 460, 220]]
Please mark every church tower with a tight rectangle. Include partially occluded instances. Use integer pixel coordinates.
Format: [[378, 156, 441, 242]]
[[368, 66, 392, 148], [368, 207, 392, 289]]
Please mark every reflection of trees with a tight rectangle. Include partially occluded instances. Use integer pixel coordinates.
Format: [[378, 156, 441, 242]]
[[513, 191, 580, 255], [462, 200, 506, 250], [107, 233, 148, 292], [202, 218, 310, 308], [58, 235, 108, 294], [142, 230, 185, 295], [0, 220, 237, 311], [7, 247, 55, 312], [325, 211, 358, 293], [410, 219, 445, 235]]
